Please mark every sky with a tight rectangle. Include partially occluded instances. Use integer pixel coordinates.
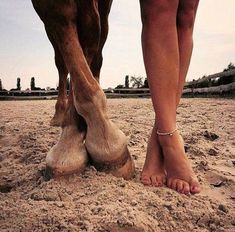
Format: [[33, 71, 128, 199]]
[[0, 0, 235, 90]]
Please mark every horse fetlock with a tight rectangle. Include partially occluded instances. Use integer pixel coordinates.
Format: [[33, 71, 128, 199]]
[[74, 89, 107, 120]]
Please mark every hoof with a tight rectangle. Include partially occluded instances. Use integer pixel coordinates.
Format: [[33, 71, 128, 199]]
[[85, 120, 135, 180], [46, 126, 88, 177], [90, 146, 135, 180]]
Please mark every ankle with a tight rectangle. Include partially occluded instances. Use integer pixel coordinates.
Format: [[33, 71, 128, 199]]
[[155, 122, 177, 132], [157, 130, 180, 147], [156, 127, 177, 136]]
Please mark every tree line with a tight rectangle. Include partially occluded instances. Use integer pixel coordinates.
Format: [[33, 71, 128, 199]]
[[115, 75, 148, 89], [0, 77, 70, 92], [115, 62, 235, 89], [0, 63, 234, 92], [187, 63, 235, 88]]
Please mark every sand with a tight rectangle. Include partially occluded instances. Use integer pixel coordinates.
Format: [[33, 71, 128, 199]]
[[0, 98, 234, 232]]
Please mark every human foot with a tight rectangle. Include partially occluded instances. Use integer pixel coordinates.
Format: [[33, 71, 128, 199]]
[[141, 126, 166, 187], [158, 130, 201, 195], [46, 125, 88, 177]]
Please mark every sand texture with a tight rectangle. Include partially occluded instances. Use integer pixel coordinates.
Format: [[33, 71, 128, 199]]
[[0, 98, 235, 232]]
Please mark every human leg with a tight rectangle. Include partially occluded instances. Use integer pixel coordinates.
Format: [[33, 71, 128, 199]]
[[165, 0, 200, 194], [176, 0, 199, 105], [140, 0, 179, 187], [140, 0, 201, 194]]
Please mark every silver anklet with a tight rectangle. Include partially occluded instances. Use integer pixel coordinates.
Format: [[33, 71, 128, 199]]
[[156, 127, 178, 136]]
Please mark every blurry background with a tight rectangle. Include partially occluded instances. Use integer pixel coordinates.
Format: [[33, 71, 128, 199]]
[[0, 0, 234, 90]]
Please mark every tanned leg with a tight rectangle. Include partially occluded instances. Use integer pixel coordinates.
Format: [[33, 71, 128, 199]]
[[140, 0, 201, 194], [176, 0, 199, 105], [169, 0, 200, 194], [139, 0, 178, 187]]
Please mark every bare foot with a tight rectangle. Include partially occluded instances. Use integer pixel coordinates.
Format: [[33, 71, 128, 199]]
[[141, 126, 166, 187], [50, 99, 67, 127], [46, 125, 88, 177], [158, 130, 201, 195]]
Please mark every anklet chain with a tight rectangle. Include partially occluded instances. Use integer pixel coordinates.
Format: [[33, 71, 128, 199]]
[[156, 127, 177, 136]]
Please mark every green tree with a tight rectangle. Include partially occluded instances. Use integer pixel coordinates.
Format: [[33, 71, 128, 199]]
[[130, 75, 144, 88], [31, 77, 35, 90], [115, 84, 124, 89], [223, 62, 235, 72], [143, 78, 148, 88], [17, 77, 21, 90], [125, 75, 129, 88]]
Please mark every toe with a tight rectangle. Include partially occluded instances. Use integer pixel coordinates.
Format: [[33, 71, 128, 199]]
[[167, 178, 173, 189], [176, 181, 184, 193], [182, 182, 190, 195], [156, 175, 165, 187], [142, 179, 151, 186], [150, 175, 159, 187], [190, 180, 201, 194], [171, 179, 178, 191], [167, 178, 192, 195], [161, 176, 167, 186], [141, 174, 151, 186]]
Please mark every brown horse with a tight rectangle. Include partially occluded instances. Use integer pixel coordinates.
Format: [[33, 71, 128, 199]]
[[32, 0, 135, 179]]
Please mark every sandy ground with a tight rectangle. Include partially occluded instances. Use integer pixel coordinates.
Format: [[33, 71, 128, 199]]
[[0, 98, 234, 232]]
